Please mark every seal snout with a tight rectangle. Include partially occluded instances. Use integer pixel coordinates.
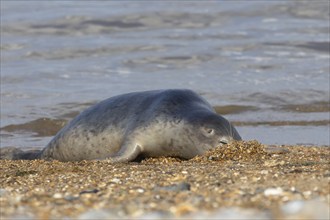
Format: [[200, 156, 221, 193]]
[[219, 136, 233, 146]]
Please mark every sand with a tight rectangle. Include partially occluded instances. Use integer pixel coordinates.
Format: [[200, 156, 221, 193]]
[[0, 141, 329, 219]]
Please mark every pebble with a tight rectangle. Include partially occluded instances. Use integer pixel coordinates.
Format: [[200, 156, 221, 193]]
[[110, 178, 121, 184], [79, 189, 99, 195], [281, 200, 304, 214], [154, 182, 191, 192], [260, 170, 269, 175], [136, 211, 172, 219], [78, 209, 118, 220], [185, 207, 271, 220], [302, 190, 312, 198], [136, 188, 145, 193], [53, 193, 63, 199], [264, 187, 283, 196], [281, 199, 329, 219], [64, 195, 79, 201], [0, 188, 8, 197]]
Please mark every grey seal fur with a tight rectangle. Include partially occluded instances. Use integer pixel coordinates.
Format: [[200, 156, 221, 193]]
[[1, 89, 242, 162]]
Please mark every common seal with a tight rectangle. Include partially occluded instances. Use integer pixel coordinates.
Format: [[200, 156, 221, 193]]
[[1, 89, 242, 162]]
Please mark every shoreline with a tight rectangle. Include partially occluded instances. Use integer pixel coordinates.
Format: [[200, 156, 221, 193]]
[[0, 141, 329, 219]]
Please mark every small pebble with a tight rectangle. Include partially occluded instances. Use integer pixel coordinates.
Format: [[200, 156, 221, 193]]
[[53, 193, 63, 199], [79, 189, 99, 195], [260, 170, 268, 175], [281, 199, 329, 219], [0, 188, 8, 197], [154, 182, 191, 192], [186, 207, 271, 220], [302, 191, 312, 198], [264, 187, 283, 196], [64, 195, 79, 201], [137, 211, 172, 219], [110, 178, 121, 184], [78, 209, 117, 220]]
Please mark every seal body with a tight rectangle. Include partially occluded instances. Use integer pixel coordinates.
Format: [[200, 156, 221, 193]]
[[38, 89, 241, 162]]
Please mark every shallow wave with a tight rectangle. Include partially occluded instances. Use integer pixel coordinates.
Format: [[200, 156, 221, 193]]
[[233, 120, 329, 127], [1, 118, 67, 137]]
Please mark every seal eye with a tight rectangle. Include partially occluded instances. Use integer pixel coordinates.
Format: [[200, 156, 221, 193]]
[[203, 128, 214, 136], [207, 129, 214, 134]]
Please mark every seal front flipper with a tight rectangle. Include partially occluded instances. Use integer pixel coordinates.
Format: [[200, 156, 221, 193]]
[[105, 143, 142, 163]]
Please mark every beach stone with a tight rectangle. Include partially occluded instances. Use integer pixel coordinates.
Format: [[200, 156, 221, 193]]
[[64, 195, 79, 201], [0, 188, 8, 197], [8, 216, 34, 220], [281, 199, 329, 219], [78, 209, 118, 219], [185, 207, 271, 219], [136, 211, 173, 219], [79, 189, 99, 195], [53, 193, 63, 199], [154, 182, 191, 192], [264, 187, 283, 196]]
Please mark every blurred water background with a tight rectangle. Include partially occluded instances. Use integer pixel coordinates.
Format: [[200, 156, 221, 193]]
[[1, 1, 329, 148]]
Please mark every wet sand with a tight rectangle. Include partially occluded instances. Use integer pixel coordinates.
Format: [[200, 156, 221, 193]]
[[0, 141, 329, 219]]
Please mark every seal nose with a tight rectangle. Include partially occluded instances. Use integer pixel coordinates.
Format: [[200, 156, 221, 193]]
[[219, 136, 233, 145]]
